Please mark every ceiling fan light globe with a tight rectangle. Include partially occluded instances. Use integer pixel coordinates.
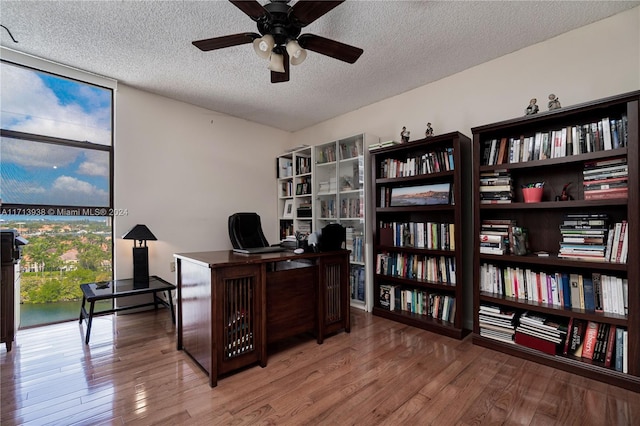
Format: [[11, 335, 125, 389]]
[[268, 52, 285, 73], [286, 40, 307, 65], [253, 34, 275, 59]]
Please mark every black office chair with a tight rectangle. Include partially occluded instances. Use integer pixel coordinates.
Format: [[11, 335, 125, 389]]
[[318, 223, 346, 252], [228, 212, 270, 249]]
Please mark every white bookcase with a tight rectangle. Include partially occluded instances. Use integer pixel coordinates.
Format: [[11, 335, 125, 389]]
[[313, 133, 379, 311], [277, 146, 313, 241]]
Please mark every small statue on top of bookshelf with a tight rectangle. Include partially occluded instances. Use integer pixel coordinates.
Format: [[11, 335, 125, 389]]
[[525, 98, 539, 115], [548, 93, 561, 111], [401, 126, 410, 143], [425, 122, 434, 137]]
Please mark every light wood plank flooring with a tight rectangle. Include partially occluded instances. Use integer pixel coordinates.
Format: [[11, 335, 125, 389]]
[[1, 309, 639, 425]]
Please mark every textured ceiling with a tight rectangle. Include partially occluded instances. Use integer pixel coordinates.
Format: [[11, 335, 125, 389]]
[[1, 1, 638, 132]]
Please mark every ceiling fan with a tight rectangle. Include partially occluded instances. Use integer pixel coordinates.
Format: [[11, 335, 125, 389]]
[[192, 0, 363, 83]]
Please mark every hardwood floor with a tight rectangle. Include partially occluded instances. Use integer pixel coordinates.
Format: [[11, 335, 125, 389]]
[[2, 308, 639, 425]]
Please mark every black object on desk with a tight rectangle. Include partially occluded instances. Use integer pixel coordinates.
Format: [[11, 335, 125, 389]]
[[78, 275, 175, 344]]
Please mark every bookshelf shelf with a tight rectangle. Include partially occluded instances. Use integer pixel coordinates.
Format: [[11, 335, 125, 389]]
[[370, 132, 472, 339], [472, 90, 639, 392]]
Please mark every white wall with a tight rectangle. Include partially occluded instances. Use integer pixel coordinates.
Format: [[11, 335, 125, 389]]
[[114, 86, 290, 282]]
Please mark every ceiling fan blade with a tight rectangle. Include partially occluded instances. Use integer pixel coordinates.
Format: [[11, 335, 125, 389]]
[[290, 1, 345, 26], [192, 32, 260, 51], [271, 51, 290, 84], [229, 0, 267, 21], [298, 34, 363, 64]]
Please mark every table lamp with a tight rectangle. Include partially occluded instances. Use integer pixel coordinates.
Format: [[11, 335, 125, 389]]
[[122, 224, 157, 287]]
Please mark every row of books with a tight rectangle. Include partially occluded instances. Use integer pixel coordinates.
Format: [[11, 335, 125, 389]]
[[376, 252, 456, 284], [350, 265, 365, 302], [318, 199, 337, 218], [479, 171, 513, 204], [339, 197, 363, 219], [565, 318, 627, 372], [479, 219, 528, 256], [480, 263, 628, 315], [378, 221, 455, 251], [379, 147, 455, 178], [583, 157, 628, 201], [479, 305, 629, 372], [316, 144, 338, 163], [339, 139, 363, 160], [296, 156, 312, 174], [346, 227, 364, 263], [380, 284, 456, 322], [481, 115, 628, 166]]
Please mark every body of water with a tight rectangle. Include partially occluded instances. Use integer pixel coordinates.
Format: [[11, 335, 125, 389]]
[[20, 300, 111, 328]]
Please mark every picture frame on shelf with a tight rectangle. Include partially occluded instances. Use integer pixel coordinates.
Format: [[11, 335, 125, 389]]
[[390, 183, 451, 206], [283, 199, 294, 218], [296, 184, 303, 195]]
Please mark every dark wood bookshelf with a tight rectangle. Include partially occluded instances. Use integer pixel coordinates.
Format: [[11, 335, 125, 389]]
[[471, 90, 640, 392], [370, 132, 472, 339]]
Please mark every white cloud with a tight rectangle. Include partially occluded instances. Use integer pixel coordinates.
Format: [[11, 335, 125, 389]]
[[0, 63, 112, 145], [1, 137, 77, 168], [77, 150, 109, 177], [50, 176, 108, 205]]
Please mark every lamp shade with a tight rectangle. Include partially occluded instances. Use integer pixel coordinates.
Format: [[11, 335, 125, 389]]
[[122, 224, 157, 242], [253, 34, 275, 59], [286, 40, 307, 65], [268, 51, 285, 73]]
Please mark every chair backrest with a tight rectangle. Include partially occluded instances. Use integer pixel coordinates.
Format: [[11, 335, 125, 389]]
[[319, 223, 346, 252], [228, 212, 270, 249]]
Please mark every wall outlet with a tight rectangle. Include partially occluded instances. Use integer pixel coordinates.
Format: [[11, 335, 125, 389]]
[[170, 261, 175, 272]]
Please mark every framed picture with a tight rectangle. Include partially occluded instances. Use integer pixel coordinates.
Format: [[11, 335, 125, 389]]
[[296, 184, 303, 195], [390, 183, 451, 206], [282, 199, 294, 218]]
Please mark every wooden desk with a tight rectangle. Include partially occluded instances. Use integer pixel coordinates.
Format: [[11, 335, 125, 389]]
[[174, 250, 350, 387]]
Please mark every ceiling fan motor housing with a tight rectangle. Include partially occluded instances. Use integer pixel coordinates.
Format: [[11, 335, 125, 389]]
[[258, 0, 302, 45]]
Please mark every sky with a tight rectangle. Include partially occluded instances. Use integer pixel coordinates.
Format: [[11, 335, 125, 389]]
[[0, 62, 112, 207]]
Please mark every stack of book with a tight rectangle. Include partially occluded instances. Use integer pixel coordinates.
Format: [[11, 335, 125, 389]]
[[478, 304, 516, 344], [479, 219, 516, 255], [479, 171, 513, 204], [515, 311, 568, 355], [583, 157, 628, 200], [368, 140, 399, 151], [558, 213, 609, 262]]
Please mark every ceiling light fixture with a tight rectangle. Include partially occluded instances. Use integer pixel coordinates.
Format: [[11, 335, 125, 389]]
[[192, 1, 363, 83]]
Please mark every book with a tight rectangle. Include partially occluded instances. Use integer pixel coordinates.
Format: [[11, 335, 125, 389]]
[[592, 272, 604, 313], [581, 321, 599, 360], [566, 318, 587, 357], [582, 277, 595, 311], [515, 331, 558, 356], [604, 325, 616, 368]]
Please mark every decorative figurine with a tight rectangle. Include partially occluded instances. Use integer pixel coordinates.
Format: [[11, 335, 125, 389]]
[[425, 122, 434, 137], [555, 182, 574, 201], [548, 93, 561, 111], [401, 126, 410, 143], [525, 98, 539, 115]]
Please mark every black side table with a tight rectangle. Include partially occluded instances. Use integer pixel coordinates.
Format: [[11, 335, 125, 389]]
[[79, 275, 176, 344]]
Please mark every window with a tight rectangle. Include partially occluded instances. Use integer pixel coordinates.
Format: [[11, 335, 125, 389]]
[[1, 56, 115, 327]]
